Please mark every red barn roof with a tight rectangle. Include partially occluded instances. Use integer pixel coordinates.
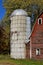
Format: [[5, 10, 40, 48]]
[[30, 12, 43, 37]]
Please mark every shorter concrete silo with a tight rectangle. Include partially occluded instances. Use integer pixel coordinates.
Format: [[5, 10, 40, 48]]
[[26, 17, 31, 43]]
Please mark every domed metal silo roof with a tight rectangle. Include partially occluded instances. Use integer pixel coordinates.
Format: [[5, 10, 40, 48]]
[[11, 9, 28, 17]]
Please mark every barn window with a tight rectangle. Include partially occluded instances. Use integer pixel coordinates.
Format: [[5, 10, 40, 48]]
[[36, 49, 40, 55], [38, 18, 42, 24]]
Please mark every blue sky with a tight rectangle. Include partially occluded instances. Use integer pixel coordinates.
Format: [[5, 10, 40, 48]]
[[0, 0, 6, 20]]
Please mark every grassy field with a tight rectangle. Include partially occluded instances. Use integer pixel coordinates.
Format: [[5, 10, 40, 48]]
[[0, 55, 43, 65]]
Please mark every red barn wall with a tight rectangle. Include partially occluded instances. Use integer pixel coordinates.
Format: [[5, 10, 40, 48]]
[[31, 13, 43, 59]]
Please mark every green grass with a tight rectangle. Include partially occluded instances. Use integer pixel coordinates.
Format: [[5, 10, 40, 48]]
[[0, 55, 43, 65]]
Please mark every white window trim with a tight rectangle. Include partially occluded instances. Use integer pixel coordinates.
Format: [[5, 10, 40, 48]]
[[38, 18, 42, 24], [36, 48, 40, 55]]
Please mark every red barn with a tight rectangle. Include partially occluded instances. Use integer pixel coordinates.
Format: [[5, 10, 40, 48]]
[[30, 12, 43, 59]]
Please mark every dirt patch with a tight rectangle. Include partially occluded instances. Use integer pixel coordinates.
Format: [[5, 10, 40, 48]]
[[0, 62, 16, 65]]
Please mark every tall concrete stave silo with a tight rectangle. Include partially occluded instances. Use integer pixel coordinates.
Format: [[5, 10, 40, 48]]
[[10, 9, 31, 59]]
